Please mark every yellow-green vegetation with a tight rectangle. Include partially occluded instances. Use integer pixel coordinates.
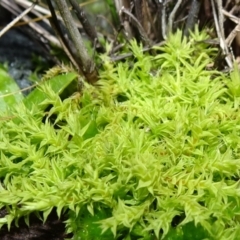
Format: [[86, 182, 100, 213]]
[[1, 30, 240, 239], [0, 65, 24, 112]]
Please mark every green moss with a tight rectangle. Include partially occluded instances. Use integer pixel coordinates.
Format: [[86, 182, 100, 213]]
[[1, 30, 240, 239]]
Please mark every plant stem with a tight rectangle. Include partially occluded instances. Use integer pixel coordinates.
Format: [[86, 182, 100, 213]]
[[54, 0, 98, 83]]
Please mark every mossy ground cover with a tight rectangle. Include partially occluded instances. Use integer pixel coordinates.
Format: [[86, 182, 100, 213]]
[[1, 30, 240, 239]]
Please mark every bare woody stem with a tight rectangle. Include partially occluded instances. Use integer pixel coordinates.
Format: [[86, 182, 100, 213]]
[[68, 0, 105, 53], [54, 0, 98, 84]]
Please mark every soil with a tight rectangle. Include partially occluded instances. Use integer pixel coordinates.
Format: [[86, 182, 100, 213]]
[[0, 208, 72, 240], [0, 7, 70, 240]]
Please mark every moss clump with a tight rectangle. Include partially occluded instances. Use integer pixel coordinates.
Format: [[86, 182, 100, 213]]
[[1, 30, 240, 239]]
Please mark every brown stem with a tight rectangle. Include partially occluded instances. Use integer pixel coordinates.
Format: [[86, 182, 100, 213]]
[[46, 0, 81, 71], [54, 0, 98, 84], [68, 0, 105, 53]]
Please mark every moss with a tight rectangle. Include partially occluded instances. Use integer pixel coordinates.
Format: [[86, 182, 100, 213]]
[[1, 30, 240, 239]]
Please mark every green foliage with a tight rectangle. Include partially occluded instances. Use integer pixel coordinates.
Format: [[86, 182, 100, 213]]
[[105, 0, 119, 25], [0, 67, 23, 112], [1, 30, 240, 239], [24, 70, 78, 111]]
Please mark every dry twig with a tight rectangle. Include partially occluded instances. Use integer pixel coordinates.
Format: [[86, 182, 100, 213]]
[[0, 1, 36, 37], [211, 0, 233, 68]]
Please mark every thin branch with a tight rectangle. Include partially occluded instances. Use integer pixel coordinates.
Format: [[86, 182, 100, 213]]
[[161, 0, 167, 39], [16, 0, 53, 15], [68, 0, 105, 53], [1, 0, 61, 47], [226, 24, 240, 46], [46, 0, 80, 71], [216, 0, 225, 38], [116, 1, 134, 40], [222, 9, 240, 47], [120, 7, 152, 46], [222, 9, 239, 24], [54, 0, 98, 83], [168, 0, 182, 35], [0, 1, 36, 38], [211, 0, 232, 68]]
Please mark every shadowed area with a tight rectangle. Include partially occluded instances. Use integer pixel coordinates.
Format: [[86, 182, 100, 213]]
[[0, 208, 72, 240]]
